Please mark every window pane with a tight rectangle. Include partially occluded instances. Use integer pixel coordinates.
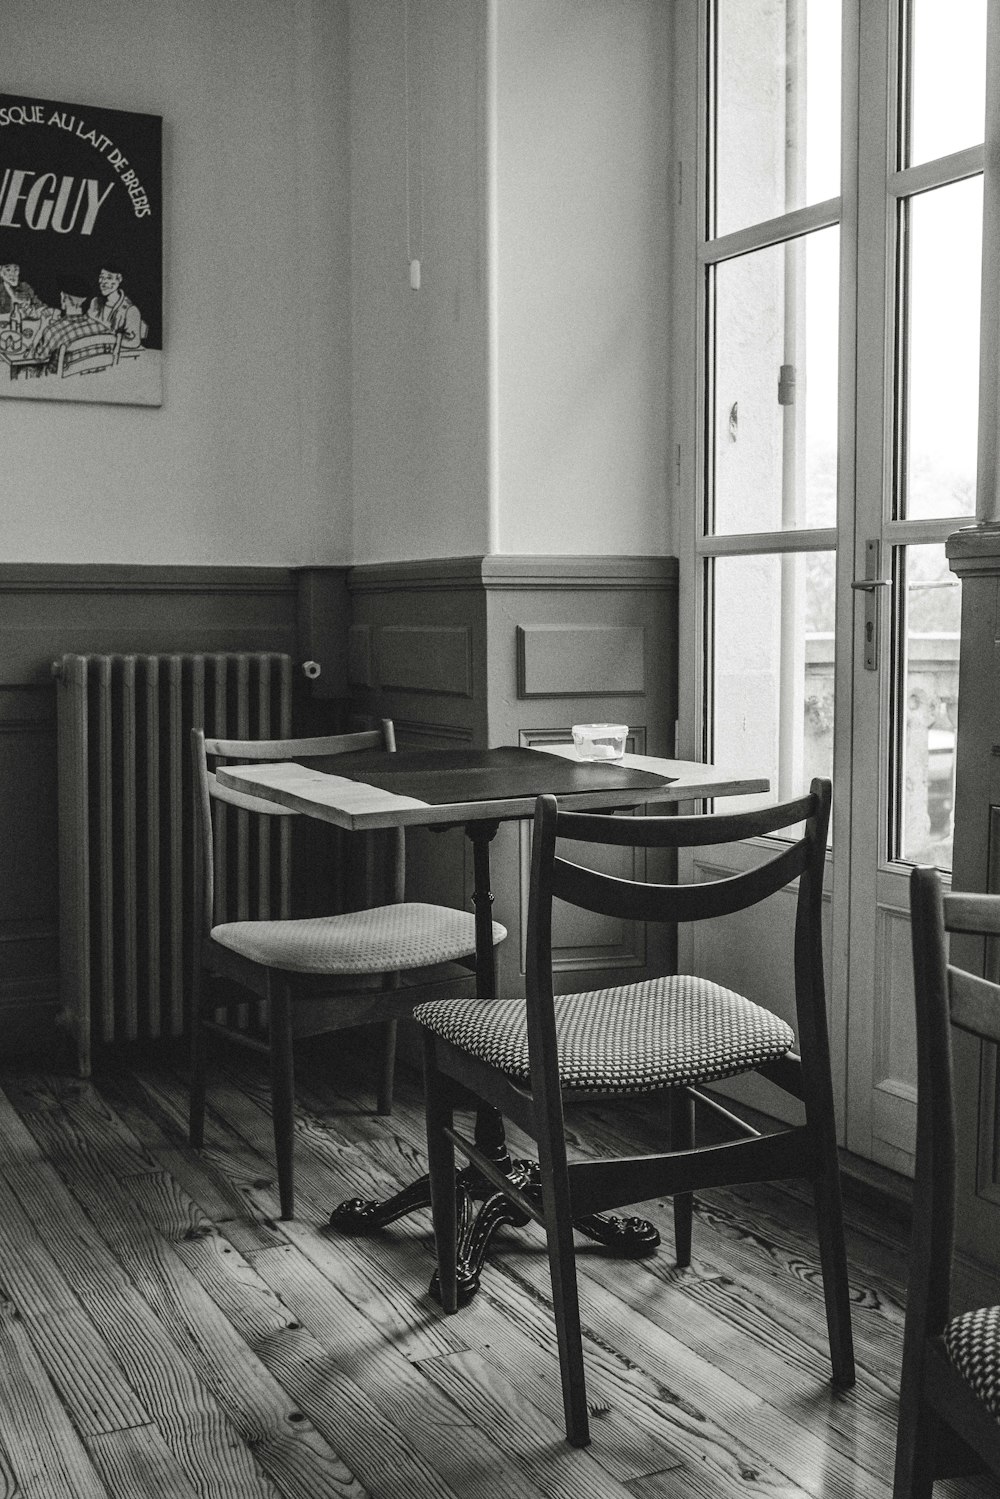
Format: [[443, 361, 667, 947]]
[[899, 177, 981, 520], [894, 544, 960, 870], [713, 0, 841, 238], [907, 0, 986, 167], [711, 228, 838, 535], [711, 551, 835, 817]]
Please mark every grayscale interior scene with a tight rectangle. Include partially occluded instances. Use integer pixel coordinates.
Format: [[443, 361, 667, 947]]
[[2, 2, 1000, 1495]]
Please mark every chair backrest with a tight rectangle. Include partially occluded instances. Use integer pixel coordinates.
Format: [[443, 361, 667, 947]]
[[191, 720, 398, 939], [525, 778, 831, 1066], [908, 867, 1000, 1338]]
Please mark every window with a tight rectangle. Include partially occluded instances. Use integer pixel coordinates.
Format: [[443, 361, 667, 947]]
[[699, 0, 842, 821], [684, 0, 986, 871]]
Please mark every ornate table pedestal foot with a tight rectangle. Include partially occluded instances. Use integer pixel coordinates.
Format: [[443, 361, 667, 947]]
[[329, 1103, 516, 1235], [329, 1174, 435, 1234], [426, 1160, 661, 1307]]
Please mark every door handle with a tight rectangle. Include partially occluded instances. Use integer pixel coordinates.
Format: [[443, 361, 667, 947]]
[[854, 541, 892, 670]]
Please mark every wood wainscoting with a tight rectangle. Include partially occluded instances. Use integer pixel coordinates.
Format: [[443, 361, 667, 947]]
[[0, 564, 349, 1062], [0, 556, 677, 1064], [344, 555, 679, 1011]]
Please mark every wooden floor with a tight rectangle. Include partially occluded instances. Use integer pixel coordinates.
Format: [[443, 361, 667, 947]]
[[0, 1038, 995, 1499]]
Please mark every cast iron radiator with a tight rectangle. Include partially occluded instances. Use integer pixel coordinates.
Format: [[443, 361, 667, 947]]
[[54, 652, 293, 1074]]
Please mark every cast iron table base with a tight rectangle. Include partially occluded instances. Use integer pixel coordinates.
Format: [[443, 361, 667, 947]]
[[326, 817, 659, 1303], [328, 1107, 661, 1306]]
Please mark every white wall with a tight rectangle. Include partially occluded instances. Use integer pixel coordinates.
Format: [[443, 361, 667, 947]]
[[6, 0, 673, 568], [349, 0, 492, 562], [348, 0, 672, 564], [3, 0, 352, 566], [492, 0, 672, 556]]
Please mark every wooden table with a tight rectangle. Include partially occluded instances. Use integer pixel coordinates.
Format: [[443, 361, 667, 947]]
[[217, 744, 767, 1298]]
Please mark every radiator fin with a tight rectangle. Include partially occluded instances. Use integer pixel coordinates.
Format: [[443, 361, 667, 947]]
[[56, 652, 293, 1074]]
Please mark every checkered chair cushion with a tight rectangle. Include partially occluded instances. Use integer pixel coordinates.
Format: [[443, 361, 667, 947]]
[[211, 903, 506, 975], [943, 1306, 1000, 1423], [414, 975, 795, 1095]]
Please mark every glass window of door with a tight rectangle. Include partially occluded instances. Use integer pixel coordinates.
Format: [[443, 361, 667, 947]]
[[696, 0, 985, 874], [677, 0, 993, 1175], [701, 0, 842, 821]]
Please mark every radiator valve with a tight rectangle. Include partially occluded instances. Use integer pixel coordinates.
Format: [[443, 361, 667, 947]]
[[301, 660, 322, 680]]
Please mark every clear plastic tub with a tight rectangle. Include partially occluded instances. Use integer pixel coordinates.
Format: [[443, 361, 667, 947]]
[[571, 723, 628, 762]]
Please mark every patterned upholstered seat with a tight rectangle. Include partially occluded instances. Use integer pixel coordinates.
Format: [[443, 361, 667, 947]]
[[943, 1307, 1000, 1424], [415, 975, 793, 1095], [214, 904, 505, 976]]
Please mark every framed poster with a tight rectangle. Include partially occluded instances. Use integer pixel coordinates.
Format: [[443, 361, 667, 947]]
[[0, 94, 162, 406]]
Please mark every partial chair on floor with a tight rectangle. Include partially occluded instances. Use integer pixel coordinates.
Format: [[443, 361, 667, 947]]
[[191, 722, 506, 1219], [893, 867, 1000, 1497], [417, 778, 854, 1447]]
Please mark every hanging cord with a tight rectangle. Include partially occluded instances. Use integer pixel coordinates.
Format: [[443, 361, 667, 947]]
[[404, 0, 422, 285]]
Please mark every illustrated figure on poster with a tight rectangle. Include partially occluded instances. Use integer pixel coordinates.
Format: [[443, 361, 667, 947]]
[[26, 277, 112, 374], [88, 264, 146, 352], [0, 263, 46, 325]]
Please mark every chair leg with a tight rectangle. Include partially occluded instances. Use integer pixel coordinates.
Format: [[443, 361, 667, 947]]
[[812, 1168, 855, 1385], [376, 1019, 398, 1116], [670, 1088, 695, 1267], [268, 981, 296, 1221], [189, 971, 207, 1151], [423, 1035, 459, 1314], [892, 1364, 937, 1499], [536, 1119, 590, 1447], [803, 1066, 856, 1386]]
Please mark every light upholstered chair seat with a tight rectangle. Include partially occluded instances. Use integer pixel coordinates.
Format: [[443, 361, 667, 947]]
[[415, 975, 794, 1095], [212, 904, 506, 975], [943, 1307, 1000, 1424]]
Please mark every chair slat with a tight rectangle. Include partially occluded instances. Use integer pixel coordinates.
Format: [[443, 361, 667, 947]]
[[948, 966, 1000, 1044], [945, 891, 1000, 937], [204, 731, 382, 760], [555, 790, 815, 850], [553, 834, 807, 924]]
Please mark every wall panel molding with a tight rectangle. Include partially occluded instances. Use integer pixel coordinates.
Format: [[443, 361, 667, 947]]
[[517, 623, 644, 697], [349, 554, 678, 594], [378, 625, 473, 696], [394, 719, 474, 747], [0, 564, 296, 593], [348, 625, 372, 687], [1, 563, 301, 686]]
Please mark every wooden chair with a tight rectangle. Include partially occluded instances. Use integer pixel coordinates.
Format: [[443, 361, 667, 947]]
[[191, 722, 506, 1219], [893, 866, 1000, 1497], [416, 778, 854, 1446]]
